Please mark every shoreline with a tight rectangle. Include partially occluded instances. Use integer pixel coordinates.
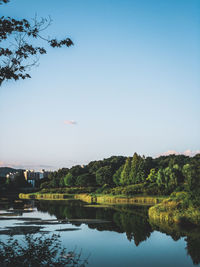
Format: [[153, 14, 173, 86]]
[[19, 192, 165, 205], [19, 191, 200, 226]]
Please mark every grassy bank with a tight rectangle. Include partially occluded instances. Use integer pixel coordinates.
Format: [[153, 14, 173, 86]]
[[74, 193, 166, 205], [19, 193, 74, 200], [148, 192, 200, 226], [19, 191, 166, 205], [19, 187, 97, 200], [19, 190, 200, 227]]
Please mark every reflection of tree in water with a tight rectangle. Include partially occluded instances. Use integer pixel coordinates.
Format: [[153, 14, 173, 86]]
[[0, 233, 88, 266], [0, 197, 31, 211], [36, 200, 86, 220], [150, 220, 200, 265], [36, 200, 200, 265], [37, 200, 153, 246], [186, 236, 200, 265], [114, 212, 152, 246]]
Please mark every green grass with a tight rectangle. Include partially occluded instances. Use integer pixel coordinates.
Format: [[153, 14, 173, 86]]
[[148, 191, 200, 226], [74, 193, 167, 205], [19, 193, 74, 200]]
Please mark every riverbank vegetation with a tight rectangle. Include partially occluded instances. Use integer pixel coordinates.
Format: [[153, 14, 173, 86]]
[[74, 193, 165, 205], [1, 153, 198, 225], [149, 191, 200, 226], [39, 153, 200, 198], [19, 153, 200, 225]]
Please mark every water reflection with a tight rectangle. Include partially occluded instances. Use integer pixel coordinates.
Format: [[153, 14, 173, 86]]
[[36, 200, 200, 265], [0, 198, 200, 266], [150, 220, 200, 266]]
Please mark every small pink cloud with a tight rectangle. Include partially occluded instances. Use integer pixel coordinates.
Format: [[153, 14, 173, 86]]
[[158, 150, 200, 157], [64, 120, 77, 125], [183, 150, 200, 157], [160, 150, 179, 156]]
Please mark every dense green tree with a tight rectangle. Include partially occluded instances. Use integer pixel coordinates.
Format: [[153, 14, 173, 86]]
[[162, 167, 173, 192], [155, 165, 183, 194], [107, 156, 126, 171], [56, 168, 69, 179], [129, 153, 138, 184], [146, 168, 157, 183], [156, 169, 165, 188], [144, 156, 154, 177], [120, 157, 131, 185], [113, 165, 124, 186], [59, 176, 65, 187], [154, 154, 189, 170], [128, 153, 145, 184], [136, 156, 146, 183], [171, 164, 184, 185], [40, 181, 50, 189], [88, 161, 105, 175], [70, 165, 85, 177], [183, 163, 200, 194], [87, 156, 125, 176], [96, 166, 113, 186], [63, 173, 75, 186], [48, 172, 59, 188], [76, 173, 95, 186]]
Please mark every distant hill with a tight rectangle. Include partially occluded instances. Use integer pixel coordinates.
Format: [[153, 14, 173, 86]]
[[0, 167, 23, 178]]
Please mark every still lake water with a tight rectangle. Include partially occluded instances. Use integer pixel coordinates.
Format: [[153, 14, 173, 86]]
[[0, 198, 200, 267]]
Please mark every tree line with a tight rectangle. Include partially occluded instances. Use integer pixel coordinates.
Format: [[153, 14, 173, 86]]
[[41, 153, 200, 198], [1, 153, 199, 199]]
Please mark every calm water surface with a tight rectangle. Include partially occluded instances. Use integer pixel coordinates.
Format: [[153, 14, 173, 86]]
[[0, 198, 199, 267]]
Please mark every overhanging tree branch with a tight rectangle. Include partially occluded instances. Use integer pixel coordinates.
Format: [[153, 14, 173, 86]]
[[0, 1, 74, 86]]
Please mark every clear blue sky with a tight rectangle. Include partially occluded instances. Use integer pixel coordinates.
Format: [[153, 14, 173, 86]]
[[0, 0, 200, 170]]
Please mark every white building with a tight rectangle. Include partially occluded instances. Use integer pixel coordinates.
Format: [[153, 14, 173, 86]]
[[24, 169, 51, 187]]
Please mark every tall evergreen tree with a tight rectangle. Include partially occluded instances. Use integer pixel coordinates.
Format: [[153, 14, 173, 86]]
[[129, 153, 145, 184], [120, 157, 131, 185], [156, 169, 165, 188], [113, 165, 124, 186], [129, 153, 139, 184], [135, 156, 146, 183]]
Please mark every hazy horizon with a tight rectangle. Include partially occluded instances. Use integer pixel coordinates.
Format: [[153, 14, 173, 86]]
[[1, 149, 200, 171]]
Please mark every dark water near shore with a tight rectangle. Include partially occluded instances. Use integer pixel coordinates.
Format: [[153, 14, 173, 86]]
[[0, 198, 200, 267]]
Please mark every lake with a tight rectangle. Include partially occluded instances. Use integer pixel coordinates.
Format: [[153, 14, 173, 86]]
[[0, 197, 199, 267]]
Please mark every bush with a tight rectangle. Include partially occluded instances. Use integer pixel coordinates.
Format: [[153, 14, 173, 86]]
[[122, 184, 146, 196], [143, 183, 161, 195], [95, 187, 103, 194], [40, 182, 50, 189], [40, 187, 97, 194], [170, 191, 191, 209], [110, 187, 124, 195]]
